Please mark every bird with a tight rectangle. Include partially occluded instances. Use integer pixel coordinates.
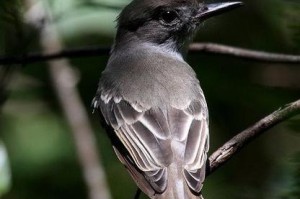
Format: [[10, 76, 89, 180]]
[[92, 0, 242, 198]]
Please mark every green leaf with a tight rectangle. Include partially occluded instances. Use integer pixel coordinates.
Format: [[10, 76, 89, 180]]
[[0, 141, 11, 197]]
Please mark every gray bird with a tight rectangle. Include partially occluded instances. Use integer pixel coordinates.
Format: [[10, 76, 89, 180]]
[[92, 0, 242, 198]]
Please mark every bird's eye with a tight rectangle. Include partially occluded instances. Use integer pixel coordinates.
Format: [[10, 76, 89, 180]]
[[160, 10, 178, 25]]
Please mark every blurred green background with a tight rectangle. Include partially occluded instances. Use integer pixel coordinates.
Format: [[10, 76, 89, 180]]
[[0, 0, 300, 199]]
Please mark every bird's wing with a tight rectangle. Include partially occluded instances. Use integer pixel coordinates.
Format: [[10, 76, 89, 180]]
[[93, 93, 209, 195], [177, 100, 209, 193], [94, 95, 172, 194]]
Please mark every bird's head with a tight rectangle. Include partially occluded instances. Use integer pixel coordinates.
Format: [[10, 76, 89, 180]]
[[114, 0, 242, 52]]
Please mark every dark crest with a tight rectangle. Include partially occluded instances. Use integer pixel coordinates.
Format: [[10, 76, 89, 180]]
[[117, 0, 201, 30]]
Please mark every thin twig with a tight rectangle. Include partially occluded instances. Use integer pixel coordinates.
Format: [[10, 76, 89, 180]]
[[207, 99, 300, 176], [0, 46, 110, 65], [24, 1, 112, 199], [189, 43, 300, 63], [0, 42, 299, 65]]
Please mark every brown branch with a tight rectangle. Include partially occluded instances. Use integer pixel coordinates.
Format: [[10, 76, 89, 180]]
[[0, 46, 110, 65], [189, 43, 300, 63], [24, 1, 111, 199], [0, 42, 299, 65], [207, 99, 300, 176]]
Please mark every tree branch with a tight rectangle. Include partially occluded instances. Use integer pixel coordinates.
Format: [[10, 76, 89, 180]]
[[24, 1, 112, 199], [0, 42, 299, 65], [0, 46, 110, 65], [189, 43, 300, 63], [207, 99, 300, 176]]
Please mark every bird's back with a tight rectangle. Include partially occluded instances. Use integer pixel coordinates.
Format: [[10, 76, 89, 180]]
[[100, 44, 204, 108], [94, 44, 209, 199]]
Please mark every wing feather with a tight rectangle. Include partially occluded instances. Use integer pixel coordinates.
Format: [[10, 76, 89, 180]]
[[185, 120, 205, 165], [128, 124, 161, 170], [98, 95, 172, 193], [96, 94, 209, 195], [168, 108, 194, 141], [131, 121, 172, 166], [140, 110, 171, 139], [183, 100, 209, 193], [112, 146, 156, 197], [117, 101, 143, 124]]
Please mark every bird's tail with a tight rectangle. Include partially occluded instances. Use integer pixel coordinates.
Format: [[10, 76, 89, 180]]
[[155, 184, 203, 199], [154, 164, 204, 199]]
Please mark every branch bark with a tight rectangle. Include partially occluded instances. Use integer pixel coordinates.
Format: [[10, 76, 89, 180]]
[[0, 46, 110, 65], [0, 42, 299, 65], [189, 43, 300, 63], [207, 99, 300, 176], [24, 1, 112, 199]]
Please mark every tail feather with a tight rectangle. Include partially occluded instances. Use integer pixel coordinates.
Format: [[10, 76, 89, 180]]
[[153, 163, 204, 199]]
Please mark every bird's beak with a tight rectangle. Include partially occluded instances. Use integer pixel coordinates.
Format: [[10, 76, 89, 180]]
[[195, 2, 243, 21]]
